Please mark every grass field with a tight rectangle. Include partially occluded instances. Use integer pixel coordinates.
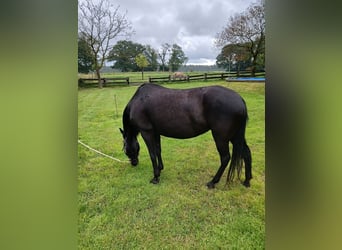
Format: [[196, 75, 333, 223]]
[[78, 80, 265, 249]]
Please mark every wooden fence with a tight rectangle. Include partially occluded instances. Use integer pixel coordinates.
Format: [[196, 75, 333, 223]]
[[78, 77, 129, 87], [149, 71, 265, 83], [78, 71, 265, 87]]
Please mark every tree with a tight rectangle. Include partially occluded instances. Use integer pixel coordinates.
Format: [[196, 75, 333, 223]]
[[143, 45, 158, 71], [216, 43, 250, 74], [168, 44, 188, 72], [135, 54, 149, 80], [158, 43, 171, 72], [78, 33, 93, 74], [78, 0, 133, 87], [108, 40, 145, 72], [215, 0, 265, 76]]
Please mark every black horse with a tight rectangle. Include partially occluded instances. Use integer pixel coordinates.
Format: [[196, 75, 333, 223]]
[[120, 83, 252, 188]]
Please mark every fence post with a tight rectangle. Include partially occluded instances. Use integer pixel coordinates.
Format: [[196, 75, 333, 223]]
[[204, 73, 207, 81], [78, 78, 84, 87]]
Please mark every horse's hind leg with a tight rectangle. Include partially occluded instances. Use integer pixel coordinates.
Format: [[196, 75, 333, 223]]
[[155, 134, 164, 170], [242, 142, 252, 187], [207, 135, 230, 189]]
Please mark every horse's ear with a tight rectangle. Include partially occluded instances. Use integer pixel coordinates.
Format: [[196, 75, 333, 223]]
[[119, 128, 124, 135]]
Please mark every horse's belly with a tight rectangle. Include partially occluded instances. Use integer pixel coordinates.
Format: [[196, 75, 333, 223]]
[[157, 120, 209, 139], [160, 129, 208, 139]]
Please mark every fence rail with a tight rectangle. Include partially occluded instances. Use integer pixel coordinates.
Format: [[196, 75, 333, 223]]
[[78, 71, 265, 87], [78, 77, 129, 87], [149, 71, 265, 83]]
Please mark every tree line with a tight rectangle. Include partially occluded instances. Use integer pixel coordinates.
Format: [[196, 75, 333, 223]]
[[108, 41, 187, 73], [78, 0, 264, 88], [78, 37, 188, 78]]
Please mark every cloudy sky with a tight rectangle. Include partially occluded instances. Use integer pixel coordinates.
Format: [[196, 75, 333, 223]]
[[98, 0, 255, 65]]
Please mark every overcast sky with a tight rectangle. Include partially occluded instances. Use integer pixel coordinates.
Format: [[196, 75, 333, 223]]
[[103, 0, 255, 65]]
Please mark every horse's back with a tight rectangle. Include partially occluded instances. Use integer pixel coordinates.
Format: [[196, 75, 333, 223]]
[[131, 84, 246, 117], [203, 86, 246, 113]]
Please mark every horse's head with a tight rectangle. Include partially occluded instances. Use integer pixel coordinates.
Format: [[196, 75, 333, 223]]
[[120, 128, 140, 166]]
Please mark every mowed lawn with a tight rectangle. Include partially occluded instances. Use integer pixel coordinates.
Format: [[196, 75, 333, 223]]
[[78, 81, 265, 249]]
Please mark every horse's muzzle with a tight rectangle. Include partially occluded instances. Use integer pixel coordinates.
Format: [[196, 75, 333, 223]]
[[131, 158, 138, 166]]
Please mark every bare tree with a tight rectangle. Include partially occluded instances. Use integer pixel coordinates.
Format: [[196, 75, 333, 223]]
[[215, 0, 265, 76], [78, 0, 133, 88], [158, 43, 171, 72]]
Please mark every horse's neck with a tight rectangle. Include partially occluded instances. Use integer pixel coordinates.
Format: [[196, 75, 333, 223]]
[[123, 105, 138, 137]]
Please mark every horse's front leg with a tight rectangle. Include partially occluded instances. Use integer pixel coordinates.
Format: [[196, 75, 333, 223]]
[[141, 131, 160, 184]]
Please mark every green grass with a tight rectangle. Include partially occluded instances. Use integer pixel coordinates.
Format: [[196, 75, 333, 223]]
[[78, 81, 265, 249]]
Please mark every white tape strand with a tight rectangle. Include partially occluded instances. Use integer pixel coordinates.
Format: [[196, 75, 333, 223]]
[[78, 140, 128, 163]]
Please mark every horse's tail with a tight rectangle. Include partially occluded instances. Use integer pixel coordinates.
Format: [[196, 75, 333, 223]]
[[227, 102, 252, 186]]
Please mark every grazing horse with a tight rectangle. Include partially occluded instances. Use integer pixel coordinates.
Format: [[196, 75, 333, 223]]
[[172, 72, 187, 80], [120, 83, 252, 188]]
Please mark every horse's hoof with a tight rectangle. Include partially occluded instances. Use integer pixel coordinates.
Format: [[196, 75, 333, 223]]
[[150, 177, 159, 184], [206, 181, 215, 189]]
